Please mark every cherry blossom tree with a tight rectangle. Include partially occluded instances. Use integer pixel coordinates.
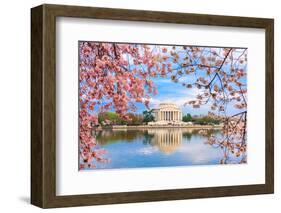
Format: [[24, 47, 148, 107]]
[[163, 46, 247, 164], [79, 42, 164, 169]]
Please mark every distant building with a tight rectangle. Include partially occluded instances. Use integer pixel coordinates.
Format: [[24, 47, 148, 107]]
[[149, 103, 186, 126], [154, 103, 182, 122]]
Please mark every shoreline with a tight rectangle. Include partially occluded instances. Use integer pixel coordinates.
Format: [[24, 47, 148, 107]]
[[96, 125, 223, 130]]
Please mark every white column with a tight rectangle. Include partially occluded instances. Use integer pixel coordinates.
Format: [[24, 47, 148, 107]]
[[169, 111, 172, 121], [168, 111, 170, 121], [169, 111, 170, 121]]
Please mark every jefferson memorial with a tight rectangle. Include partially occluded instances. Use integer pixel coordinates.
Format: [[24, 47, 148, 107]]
[[148, 103, 186, 126]]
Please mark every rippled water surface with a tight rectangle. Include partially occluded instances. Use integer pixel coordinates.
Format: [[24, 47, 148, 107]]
[[90, 128, 242, 170]]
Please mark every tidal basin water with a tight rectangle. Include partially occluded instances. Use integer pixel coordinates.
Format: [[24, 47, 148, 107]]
[[91, 128, 240, 170]]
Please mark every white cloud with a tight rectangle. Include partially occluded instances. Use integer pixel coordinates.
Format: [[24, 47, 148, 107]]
[[149, 87, 201, 108], [177, 142, 221, 163], [137, 146, 158, 155]]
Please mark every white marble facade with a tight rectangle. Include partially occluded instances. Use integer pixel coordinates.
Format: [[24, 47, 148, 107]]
[[149, 103, 185, 126]]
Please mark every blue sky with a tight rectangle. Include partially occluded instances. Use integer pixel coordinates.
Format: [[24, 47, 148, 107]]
[[134, 75, 212, 115], [83, 44, 247, 117], [135, 76, 245, 116], [133, 46, 247, 116]]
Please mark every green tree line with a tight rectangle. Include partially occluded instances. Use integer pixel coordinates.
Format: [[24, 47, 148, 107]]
[[183, 113, 222, 125], [98, 111, 221, 126], [98, 110, 154, 126]]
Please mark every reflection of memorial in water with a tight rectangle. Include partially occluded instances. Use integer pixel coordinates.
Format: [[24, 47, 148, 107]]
[[95, 128, 218, 153], [148, 129, 183, 154]]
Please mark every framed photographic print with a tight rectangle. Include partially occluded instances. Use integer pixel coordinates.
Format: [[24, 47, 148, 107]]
[[31, 4, 274, 208]]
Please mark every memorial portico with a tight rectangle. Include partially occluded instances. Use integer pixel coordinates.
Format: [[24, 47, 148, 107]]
[[153, 103, 182, 122]]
